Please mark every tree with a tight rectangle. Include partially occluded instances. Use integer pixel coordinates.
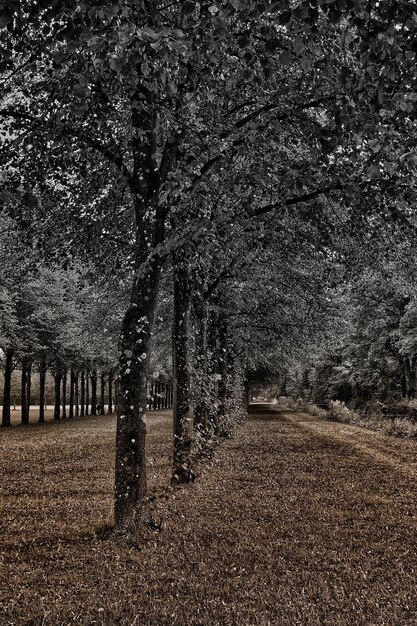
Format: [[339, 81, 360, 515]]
[[3, 0, 417, 528]]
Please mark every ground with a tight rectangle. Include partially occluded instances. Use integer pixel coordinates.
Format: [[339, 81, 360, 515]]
[[1, 404, 417, 625]]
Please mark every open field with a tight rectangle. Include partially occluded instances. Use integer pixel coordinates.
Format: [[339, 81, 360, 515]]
[[1, 405, 417, 625]]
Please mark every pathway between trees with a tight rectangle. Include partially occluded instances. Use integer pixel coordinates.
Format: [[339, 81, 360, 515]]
[[1, 405, 416, 625]]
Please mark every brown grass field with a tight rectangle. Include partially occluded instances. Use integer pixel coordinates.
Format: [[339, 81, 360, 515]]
[[1, 405, 417, 625]]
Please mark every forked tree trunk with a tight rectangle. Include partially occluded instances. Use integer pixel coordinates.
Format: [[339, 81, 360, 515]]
[[91, 369, 97, 415], [54, 372, 62, 420], [2, 349, 13, 427], [113, 69, 179, 528], [38, 359, 47, 423], [80, 370, 85, 417], [172, 259, 193, 482]]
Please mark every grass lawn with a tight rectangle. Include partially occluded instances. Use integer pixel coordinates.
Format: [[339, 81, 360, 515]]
[[1, 406, 417, 625]]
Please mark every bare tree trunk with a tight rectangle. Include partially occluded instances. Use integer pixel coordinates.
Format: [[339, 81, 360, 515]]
[[108, 371, 113, 414], [2, 349, 13, 427], [100, 371, 106, 415], [38, 359, 47, 423], [21, 357, 29, 425], [91, 369, 97, 415], [404, 355, 417, 400], [80, 370, 85, 417], [69, 369, 75, 418], [75, 371, 79, 417], [54, 372, 62, 421], [85, 371, 90, 416], [62, 370, 67, 418]]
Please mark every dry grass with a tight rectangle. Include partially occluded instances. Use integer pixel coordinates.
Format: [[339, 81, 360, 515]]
[[317, 401, 417, 439], [1, 406, 111, 426], [1, 405, 417, 625]]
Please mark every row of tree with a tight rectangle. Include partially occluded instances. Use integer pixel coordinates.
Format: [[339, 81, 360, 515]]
[[2, 1, 417, 530]]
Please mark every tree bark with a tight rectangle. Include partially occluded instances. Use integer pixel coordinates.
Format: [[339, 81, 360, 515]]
[[207, 305, 220, 431], [85, 371, 90, 415], [21, 357, 30, 425], [75, 371, 79, 417], [80, 370, 85, 417], [193, 292, 209, 434], [69, 369, 75, 418], [217, 316, 228, 434], [2, 349, 13, 427], [100, 371, 106, 415], [172, 259, 194, 482], [91, 369, 97, 415], [243, 378, 251, 411], [113, 67, 179, 527], [403, 355, 417, 400], [54, 372, 62, 420], [114, 211, 164, 530], [108, 371, 113, 414], [38, 359, 47, 423], [62, 370, 67, 418]]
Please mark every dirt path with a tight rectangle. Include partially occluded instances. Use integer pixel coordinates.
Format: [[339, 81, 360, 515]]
[[1, 405, 417, 625]]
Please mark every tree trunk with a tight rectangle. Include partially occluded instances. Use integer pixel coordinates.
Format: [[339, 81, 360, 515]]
[[2, 349, 13, 426], [75, 371, 79, 417], [38, 359, 47, 423], [162, 384, 167, 409], [91, 369, 97, 415], [62, 370, 67, 418], [54, 372, 62, 420], [217, 316, 228, 434], [21, 358, 30, 425], [108, 371, 113, 414], [403, 355, 417, 400], [69, 369, 75, 418], [27, 361, 32, 422], [80, 370, 85, 417], [193, 292, 209, 434], [172, 259, 194, 482], [114, 210, 164, 530], [244, 378, 251, 411], [207, 302, 220, 429], [85, 371, 90, 415], [100, 371, 106, 415]]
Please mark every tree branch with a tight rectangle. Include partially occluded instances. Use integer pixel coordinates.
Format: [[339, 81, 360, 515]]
[[187, 95, 336, 193], [252, 184, 343, 217], [0, 109, 132, 183]]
